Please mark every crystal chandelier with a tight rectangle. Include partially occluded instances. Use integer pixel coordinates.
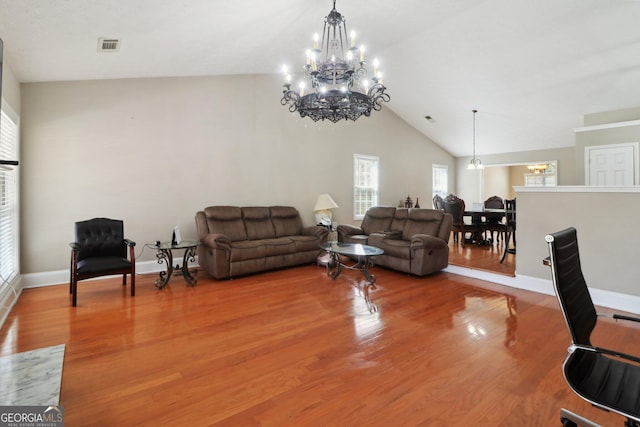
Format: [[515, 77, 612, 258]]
[[280, 0, 390, 123]]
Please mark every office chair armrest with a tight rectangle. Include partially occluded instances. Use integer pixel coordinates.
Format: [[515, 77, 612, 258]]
[[595, 346, 640, 365], [69, 242, 80, 251], [124, 238, 136, 247], [597, 312, 640, 323], [570, 344, 640, 365]]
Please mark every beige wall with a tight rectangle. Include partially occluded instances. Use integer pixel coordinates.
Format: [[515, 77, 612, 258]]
[[19, 74, 454, 274], [516, 187, 640, 297], [1, 60, 20, 114]]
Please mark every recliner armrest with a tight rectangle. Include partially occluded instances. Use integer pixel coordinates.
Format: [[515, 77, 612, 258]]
[[380, 230, 402, 239], [337, 224, 364, 236], [410, 234, 448, 250], [202, 233, 231, 248]]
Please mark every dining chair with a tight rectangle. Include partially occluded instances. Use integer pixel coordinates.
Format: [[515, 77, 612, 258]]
[[443, 194, 478, 247], [482, 195, 505, 243], [432, 194, 444, 210], [500, 198, 516, 263]]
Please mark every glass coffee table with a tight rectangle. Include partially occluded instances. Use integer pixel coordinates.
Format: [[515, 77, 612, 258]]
[[145, 240, 200, 288], [320, 242, 384, 284]]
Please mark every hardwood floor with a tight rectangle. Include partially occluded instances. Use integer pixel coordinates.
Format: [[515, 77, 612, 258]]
[[448, 232, 516, 276], [1, 264, 638, 426]]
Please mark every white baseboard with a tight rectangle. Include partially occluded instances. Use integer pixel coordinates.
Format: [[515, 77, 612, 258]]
[[20, 257, 198, 289], [444, 264, 640, 315], [0, 276, 22, 328]]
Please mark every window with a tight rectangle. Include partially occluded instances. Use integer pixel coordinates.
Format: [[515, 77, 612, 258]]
[[353, 154, 379, 220], [0, 101, 19, 294], [432, 164, 448, 199]]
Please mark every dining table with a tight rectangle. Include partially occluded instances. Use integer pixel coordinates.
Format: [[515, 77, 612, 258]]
[[463, 208, 516, 262]]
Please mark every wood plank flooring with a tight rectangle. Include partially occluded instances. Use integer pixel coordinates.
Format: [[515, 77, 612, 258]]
[[448, 233, 516, 276], [1, 264, 638, 426]]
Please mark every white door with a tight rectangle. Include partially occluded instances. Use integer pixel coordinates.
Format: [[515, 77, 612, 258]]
[[586, 143, 637, 185]]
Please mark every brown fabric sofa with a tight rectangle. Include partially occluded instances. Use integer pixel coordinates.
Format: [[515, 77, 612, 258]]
[[337, 206, 453, 276], [195, 206, 329, 279]]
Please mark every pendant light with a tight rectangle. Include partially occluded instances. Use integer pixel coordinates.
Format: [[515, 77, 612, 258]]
[[467, 109, 483, 170]]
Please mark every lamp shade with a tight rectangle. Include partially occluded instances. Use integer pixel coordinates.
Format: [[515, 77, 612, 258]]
[[314, 194, 339, 211]]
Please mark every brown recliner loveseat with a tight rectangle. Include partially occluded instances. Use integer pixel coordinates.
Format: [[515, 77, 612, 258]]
[[195, 206, 329, 279], [337, 206, 453, 276]]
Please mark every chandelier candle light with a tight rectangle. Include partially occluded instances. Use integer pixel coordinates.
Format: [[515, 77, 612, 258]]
[[281, 0, 390, 122]]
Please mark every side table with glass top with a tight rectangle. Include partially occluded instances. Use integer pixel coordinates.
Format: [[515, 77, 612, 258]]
[[145, 240, 200, 288]]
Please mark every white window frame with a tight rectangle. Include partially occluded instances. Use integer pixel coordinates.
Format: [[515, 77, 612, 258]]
[[432, 164, 448, 200], [353, 154, 379, 220], [0, 99, 20, 297]]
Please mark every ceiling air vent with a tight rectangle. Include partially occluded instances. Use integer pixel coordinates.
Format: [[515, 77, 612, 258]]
[[97, 38, 120, 52]]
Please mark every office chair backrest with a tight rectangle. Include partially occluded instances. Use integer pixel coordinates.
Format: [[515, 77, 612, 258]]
[[75, 218, 126, 261], [545, 227, 597, 346]]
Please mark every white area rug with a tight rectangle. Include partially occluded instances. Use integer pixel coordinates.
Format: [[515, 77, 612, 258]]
[[0, 344, 65, 405]]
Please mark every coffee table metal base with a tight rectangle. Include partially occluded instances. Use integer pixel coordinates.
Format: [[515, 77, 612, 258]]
[[327, 251, 378, 284]]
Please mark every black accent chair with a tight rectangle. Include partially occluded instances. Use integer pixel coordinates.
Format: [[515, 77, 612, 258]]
[[545, 227, 640, 427], [69, 218, 136, 307]]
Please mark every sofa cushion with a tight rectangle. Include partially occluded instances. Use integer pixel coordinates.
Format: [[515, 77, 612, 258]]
[[204, 206, 247, 242], [270, 206, 303, 237], [361, 206, 396, 235], [402, 209, 445, 241], [289, 235, 322, 252], [229, 240, 266, 261], [261, 238, 296, 256], [376, 239, 410, 259], [242, 207, 276, 240], [390, 208, 409, 232]]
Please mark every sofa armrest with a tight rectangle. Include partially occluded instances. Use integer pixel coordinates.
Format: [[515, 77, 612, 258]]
[[202, 233, 231, 249], [410, 234, 448, 250], [337, 223, 364, 238], [380, 230, 402, 240], [302, 225, 330, 240]]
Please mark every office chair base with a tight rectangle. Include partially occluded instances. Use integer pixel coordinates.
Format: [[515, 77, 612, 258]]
[[560, 408, 601, 427], [560, 408, 640, 427]]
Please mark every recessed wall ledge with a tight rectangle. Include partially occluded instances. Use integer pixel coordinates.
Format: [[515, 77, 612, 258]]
[[574, 119, 640, 133], [515, 185, 640, 193]]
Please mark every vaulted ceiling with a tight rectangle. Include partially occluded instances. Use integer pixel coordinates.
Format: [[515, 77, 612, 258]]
[[1, 0, 639, 157]]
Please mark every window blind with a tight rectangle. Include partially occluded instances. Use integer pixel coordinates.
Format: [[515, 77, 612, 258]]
[[0, 106, 19, 290], [353, 154, 379, 220]]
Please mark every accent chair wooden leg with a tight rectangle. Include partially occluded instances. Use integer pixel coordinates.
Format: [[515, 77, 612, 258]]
[[72, 278, 78, 307]]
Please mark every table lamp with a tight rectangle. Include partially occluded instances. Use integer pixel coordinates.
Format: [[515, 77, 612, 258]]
[[314, 194, 339, 226]]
